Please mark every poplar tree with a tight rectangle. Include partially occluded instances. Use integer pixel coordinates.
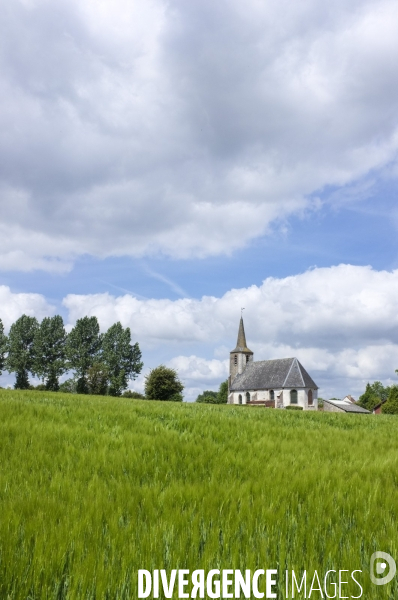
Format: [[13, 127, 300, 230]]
[[66, 316, 101, 394], [33, 315, 67, 391], [0, 318, 7, 375], [101, 322, 143, 396], [6, 314, 39, 389]]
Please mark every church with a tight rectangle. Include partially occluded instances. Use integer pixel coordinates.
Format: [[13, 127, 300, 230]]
[[228, 317, 318, 410]]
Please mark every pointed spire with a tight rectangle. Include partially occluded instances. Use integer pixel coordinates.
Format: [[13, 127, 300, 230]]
[[231, 316, 252, 353]]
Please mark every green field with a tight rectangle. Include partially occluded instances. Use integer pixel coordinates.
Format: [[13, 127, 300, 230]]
[[1, 389, 397, 599]]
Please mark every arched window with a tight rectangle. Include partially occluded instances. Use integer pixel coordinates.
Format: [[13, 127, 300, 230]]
[[270, 390, 274, 400], [238, 394, 242, 405], [246, 354, 250, 363], [308, 390, 313, 405], [290, 390, 298, 404], [246, 392, 250, 403], [234, 354, 238, 365]]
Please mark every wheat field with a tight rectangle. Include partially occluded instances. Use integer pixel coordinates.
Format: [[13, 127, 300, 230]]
[[0, 389, 397, 599]]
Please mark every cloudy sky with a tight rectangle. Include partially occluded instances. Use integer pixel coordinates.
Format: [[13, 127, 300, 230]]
[[1, 0, 398, 399]]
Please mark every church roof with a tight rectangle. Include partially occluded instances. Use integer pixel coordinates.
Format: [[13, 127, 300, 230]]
[[230, 357, 318, 390], [230, 316, 253, 354]]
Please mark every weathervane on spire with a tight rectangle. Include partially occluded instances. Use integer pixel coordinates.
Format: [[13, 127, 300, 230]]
[[241, 307, 245, 316]]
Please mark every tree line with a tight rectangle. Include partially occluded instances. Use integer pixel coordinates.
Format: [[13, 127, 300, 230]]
[[195, 380, 228, 404], [0, 314, 143, 396], [358, 377, 398, 414]]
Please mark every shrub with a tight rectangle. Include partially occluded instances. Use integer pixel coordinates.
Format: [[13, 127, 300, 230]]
[[286, 405, 303, 411], [59, 378, 78, 394], [196, 390, 218, 403], [144, 365, 184, 402], [122, 391, 145, 399]]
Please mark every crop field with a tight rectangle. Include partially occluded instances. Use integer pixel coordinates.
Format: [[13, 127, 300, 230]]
[[1, 389, 398, 599]]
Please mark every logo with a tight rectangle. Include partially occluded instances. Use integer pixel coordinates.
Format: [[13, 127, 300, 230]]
[[370, 552, 396, 586]]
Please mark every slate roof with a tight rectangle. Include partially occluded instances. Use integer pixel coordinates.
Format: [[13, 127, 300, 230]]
[[230, 316, 253, 354], [324, 399, 371, 414], [230, 357, 318, 391]]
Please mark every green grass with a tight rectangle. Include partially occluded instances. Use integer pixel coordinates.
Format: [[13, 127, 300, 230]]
[[1, 389, 398, 599]]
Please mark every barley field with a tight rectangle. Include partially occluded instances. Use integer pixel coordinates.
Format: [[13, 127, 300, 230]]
[[0, 389, 397, 599]]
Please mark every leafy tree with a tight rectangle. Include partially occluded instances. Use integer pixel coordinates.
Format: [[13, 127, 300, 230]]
[[217, 379, 228, 404], [358, 381, 390, 411], [6, 315, 39, 389], [0, 318, 7, 375], [382, 386, 398, 414], [33, 315, 67, 391], [196, 390, 218, 403], [66, 316, 101, 394], [145, 365, 183, 401], [87, 362, 109, 395], [101, 322, 143, 396]]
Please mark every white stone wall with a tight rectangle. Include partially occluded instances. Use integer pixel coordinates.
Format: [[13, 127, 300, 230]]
[[230, 388, 318, 410]]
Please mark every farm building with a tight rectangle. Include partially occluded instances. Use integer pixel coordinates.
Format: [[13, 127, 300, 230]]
[[323, 398, 371, 414], [372, 401, 385, 414], [228, 317, 318, 410]]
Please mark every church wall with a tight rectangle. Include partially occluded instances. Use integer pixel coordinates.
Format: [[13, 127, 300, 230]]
[[229, 388, 318, 410]]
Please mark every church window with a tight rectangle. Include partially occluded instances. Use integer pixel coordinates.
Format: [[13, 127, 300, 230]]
[[290, 390, 298, 404], [246, 354, 250, 363], [234, 355, 238, 365], [308, 390, 313, 405], [270, 390, 274, 400], [238, 394, 242, 405], [246, 392, 250, 403]]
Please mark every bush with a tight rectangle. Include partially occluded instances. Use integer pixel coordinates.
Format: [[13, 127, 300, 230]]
[[144, 365, 184, 402], [286, 405, 303, 411], [196, 390, 218, 403], [122, 391, 145, 399], [34, 384, 47, 391], [59, 378, 78, 394]]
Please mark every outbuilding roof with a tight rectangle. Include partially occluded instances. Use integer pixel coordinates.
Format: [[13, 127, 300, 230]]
[[230, 357, 318, 391], [324, 399, 371, 414]]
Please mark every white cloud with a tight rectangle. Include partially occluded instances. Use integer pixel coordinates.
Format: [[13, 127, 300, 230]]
[[62, 264, 398, 399], [1, 0, 398, 268], [0, 285, 54, 330]]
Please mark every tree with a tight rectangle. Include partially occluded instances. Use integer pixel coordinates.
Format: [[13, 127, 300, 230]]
[[196, 390, 219, 403], [217, 379, 228, 404], [144, 365, 183, 401], [358, 381, 390, 411], [66, 316, 101, 394], [6, 314, 39, 389], [101, 322, 143, 396], [0, 318, 7, 375], [33, 315, 67, 391], [87, 362, 109, 395], [382, 386, 398, 414]]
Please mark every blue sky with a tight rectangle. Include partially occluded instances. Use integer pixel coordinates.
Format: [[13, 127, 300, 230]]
[[1, 0, 398, 399]]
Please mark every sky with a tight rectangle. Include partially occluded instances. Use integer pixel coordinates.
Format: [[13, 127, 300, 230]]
[[1, 0, 398, 400]]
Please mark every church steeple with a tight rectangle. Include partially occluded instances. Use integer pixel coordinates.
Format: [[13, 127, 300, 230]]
[[229, 316, 253, 386], [232, 316, 252, 353]]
